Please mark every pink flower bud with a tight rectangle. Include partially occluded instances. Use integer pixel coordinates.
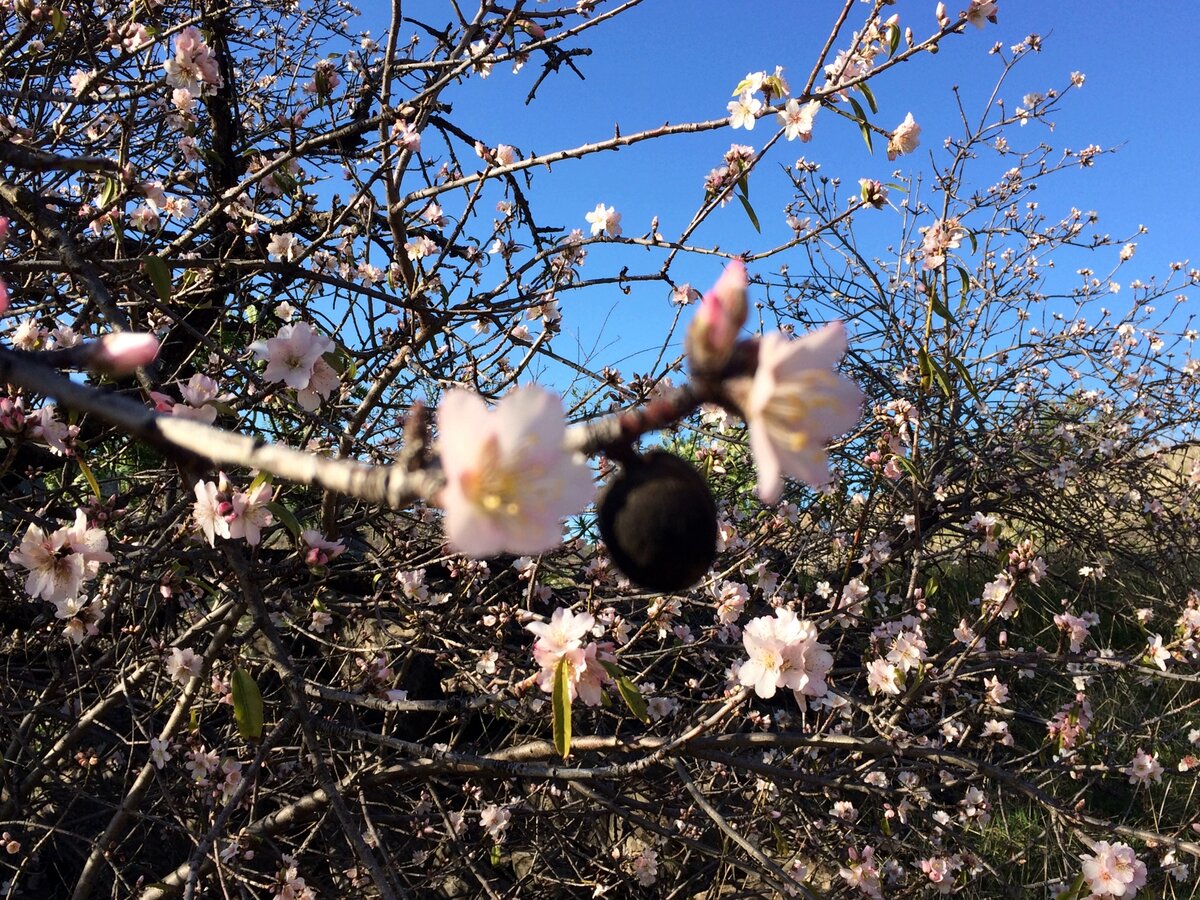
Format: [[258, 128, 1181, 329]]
[[0, 216, 9, 242], [685, 259, 748, 375], [0, 278, 7, 315], [93, 332, 160, 375]]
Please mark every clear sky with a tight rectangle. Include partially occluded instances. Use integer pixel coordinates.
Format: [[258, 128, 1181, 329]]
[[392, 0, 1197, 378]]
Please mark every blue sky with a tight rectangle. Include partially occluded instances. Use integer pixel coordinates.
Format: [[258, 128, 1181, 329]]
[[391, 1, 1197, 379]]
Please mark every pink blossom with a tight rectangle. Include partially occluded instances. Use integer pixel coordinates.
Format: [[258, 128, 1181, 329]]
[[737, 608, 832, 699], [255, 322, 334, 390], [297, 357, 339, 411], [1125, 748, 1163, 786], [301, 529, 345, 566], [886, 112, 920, 160], [728, 323, 863, 503], [9, 523, 86, 603], [30, 405, 78, 456], [193, 479, 232, 546], [777, 98, 819, 142], [165, 646, 203, 684], [437, 386, 594, 557], [1080, 841, 1146, 897], [965, 0, 999, 29], [584, 203, 621, 238], [686, 259, 748, 374], [527, 607, 595, 668], [727, 92, 763, 130], [228, 482, 274, 546], [920, 217, 967, 270], [92, 332, 160, 375]]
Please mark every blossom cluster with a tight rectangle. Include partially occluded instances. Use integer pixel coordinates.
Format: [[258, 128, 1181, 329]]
[[526, 608, 614, 706]]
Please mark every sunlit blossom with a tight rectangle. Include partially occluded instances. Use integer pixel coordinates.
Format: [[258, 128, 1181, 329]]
[[437, 386, 594, 557]]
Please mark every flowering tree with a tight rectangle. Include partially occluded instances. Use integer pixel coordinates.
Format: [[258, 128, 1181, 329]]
[[1, 1, 1199, 897]]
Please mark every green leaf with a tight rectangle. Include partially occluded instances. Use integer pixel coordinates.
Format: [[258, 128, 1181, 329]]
[[489, 845, 502, 866], [265, 500, 302, 538], [891, 454, 922, 485], [76, 455, 102, 500], [615, 676, 650, 724], [887, 23, 901, 57], [956, 266, 971, 306], [231, 668, 264, 740], [50, 8, 66, 34], [949, 356, 984, 406], [847, 96, 873, 153], [98, 177, 120, 209], [858, 81, 878, 115], [144, 256, 172, 303], [736, 193, 762, 233], [552, 655, 572, 759], [929, 291, 957, 325]]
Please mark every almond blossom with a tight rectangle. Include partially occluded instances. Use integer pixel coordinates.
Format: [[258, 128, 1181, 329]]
[[436, 385, 594, 556], [685, 258, 748, 373], [254, 322, 334, 391], [886, 112, 920, 160], [526, 607, 613, 706], [9, 510, 112, 603], [727, 322, 863, 503], [777, 98, 819, 141], [1125, 748, 1163, 786], [1079, 841, 1147, 897], [736, 608, 833, 700], [584, 203, 621, 238]]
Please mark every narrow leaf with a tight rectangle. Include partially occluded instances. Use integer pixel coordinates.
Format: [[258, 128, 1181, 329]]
[[552, 655, 572, 759], [231, 669, 264, 740], [76, 456, 102, 500], [736, 193, 762, 233], [949, 357, 984, 406], [929, 291, 957, 325], [144, 256, 172, 303], [847, 96, 873, 153], [265, 500, 301, 537], [616, 676, 650, 723], [859, 81, 878, 115]]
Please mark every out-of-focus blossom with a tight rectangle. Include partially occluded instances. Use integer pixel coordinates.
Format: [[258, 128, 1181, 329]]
[[437, 386, 594, 557], [726, 323, 862, 503], [92, 332, 160, 376], [686, 258, 748, 374]]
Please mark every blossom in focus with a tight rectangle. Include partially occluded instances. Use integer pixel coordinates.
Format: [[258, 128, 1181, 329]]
[[527, 607, 595, 668], [266, 231, 302, 262], [886, 112, 920, 160], [727, 92, 762, 130], [1079, 841, 1147, 897], [255, 322, 334, 390], [479, 804, 511, 841], [584, 203, 621, 238], [193, 479, 232, 546], [9, 510, 112, 603], [685, 258, 748, 374], [1125, 748, 1163, 786], [919, 217, 967, 269], [437, 386, 594, 557], [163, 26, 222, 94], [777, 98, 819, 142], [737, 608, 833, 700], [228, 482, 275, 546], [165, 646, 203, 684], [527, 607, 613, 706], [727, 323, 863, 504]]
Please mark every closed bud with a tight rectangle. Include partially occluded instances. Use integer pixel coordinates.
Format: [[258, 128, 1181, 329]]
[[685, 259, 747, 376], [598, 450, 718, 593]]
